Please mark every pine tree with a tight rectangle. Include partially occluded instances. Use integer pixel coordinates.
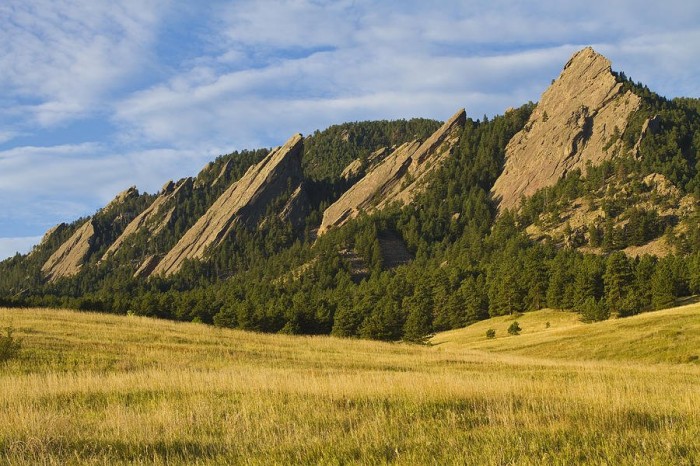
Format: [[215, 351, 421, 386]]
[[603, 252, 633, 316], [651, 262, 676, 310]]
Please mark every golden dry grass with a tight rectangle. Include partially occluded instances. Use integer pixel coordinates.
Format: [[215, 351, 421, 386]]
[[431, 302, 700, 363], [1, 305, 698, 465]]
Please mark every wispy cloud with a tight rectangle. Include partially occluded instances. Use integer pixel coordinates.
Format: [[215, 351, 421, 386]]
[[0, 0, 168, 127]]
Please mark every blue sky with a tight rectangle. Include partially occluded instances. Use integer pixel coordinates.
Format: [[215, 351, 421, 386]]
[[1, 0, 699, 259]]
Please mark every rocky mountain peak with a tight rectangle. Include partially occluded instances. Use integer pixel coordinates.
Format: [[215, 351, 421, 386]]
[[491, 47, 641, 211]]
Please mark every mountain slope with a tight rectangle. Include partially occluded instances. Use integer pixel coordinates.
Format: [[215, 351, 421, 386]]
[[102, 178, 193, 263], [0, 47, 698, 343], [41, 187, 146, 282]]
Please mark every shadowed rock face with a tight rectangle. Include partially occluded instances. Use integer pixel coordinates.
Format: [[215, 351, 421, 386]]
[[101, 178, 193, 262], [491, 47, 641, 212], [318, 109, 466, 235], [151, 134, 304, 277]]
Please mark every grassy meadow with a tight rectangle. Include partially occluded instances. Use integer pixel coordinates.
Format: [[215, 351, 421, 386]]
[[0, 303, 699, 465]]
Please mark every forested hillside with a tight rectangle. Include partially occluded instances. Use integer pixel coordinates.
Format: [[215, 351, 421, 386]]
[[0, 48, 698, 341]]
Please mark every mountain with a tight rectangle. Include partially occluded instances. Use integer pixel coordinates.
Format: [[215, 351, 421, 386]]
[[492, 47, 641, 211], [1, 47, 698, 342], [41, 187, 146, 282], [102, 178, 193, 264]]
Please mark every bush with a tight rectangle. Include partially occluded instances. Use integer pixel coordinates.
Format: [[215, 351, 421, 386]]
[[507, 321, 521, 336], [486, 329, 496, 339], [0, 327, 21, 362]]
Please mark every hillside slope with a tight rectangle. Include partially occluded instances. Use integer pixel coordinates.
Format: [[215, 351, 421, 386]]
[[432, 301, 700, 364]]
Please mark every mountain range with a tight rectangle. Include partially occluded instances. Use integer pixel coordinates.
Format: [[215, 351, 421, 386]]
[[1, 47, 698, 341]]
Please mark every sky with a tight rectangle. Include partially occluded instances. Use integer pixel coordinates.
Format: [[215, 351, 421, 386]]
[[1, 0, 699, 260]]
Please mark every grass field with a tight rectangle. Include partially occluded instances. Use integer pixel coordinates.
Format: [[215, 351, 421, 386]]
[[0, 303, 698, 464]]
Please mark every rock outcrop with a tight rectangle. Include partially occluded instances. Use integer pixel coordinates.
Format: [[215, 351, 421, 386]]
[[29, 223, 67, 257], [340, 147, 390, 181], [101, 178, 193, 261], [491, 47, 641, 211], [41, 220, 95, 282], [319, 109, 465, 235], [41, 188, 143, 281], [151, 133, 304, 276], [278, 183, 310, 229]]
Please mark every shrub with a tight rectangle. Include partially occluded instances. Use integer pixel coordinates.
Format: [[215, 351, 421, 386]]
[[0, 327, 22, 363], [507, 321, 521, 336], [486, 329, 496, 339]]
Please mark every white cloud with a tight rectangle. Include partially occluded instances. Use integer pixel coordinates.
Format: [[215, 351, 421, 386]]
[[112, 1, 700, 153], [0, 0, 168, 127]]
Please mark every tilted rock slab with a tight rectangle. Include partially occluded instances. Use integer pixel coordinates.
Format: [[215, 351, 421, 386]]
[[318, 109, 466, 235], [151, 133, 304, 277], [41, 220, 95, 282], [101, 178, 193, 261], [41, 187, 141, 282], [491, 47, 641, 212], [340, 147, 390, 181]]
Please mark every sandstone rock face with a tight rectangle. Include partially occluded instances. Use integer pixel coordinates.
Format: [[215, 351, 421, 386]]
[[278, 183, 310, 229], [41, 187, 143, 282], [41, 220, 95, 282], [134, 254, 160, 278], [102, 178, 193, 261], [340, 147, 390, 181], [29, 223, 67, 257], [491, 47, 641, 211], [319, 109, 465, 235], [152, 133, 304, 276]]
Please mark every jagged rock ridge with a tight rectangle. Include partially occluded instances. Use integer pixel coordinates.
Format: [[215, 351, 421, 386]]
[[318, 109, 466, 235], [101, 178, 193, 262], [40, 187, 141, 282], [340, 147, 390, 181], [151, 134, 304, 277], [491, 47, 641, 211]]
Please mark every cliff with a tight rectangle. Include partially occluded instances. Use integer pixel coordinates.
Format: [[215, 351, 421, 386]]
[[40, 187, 143, 282], [41, 220, 95, 282], [101, 178, 193, 261], [151, 133, 304, 276], [318, 109, 465, 235], [491, 47, 641, 211]]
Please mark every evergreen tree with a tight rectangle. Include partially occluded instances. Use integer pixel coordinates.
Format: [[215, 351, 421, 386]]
[[651, 262, 676, 310], [603, 252, 633, 316]]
